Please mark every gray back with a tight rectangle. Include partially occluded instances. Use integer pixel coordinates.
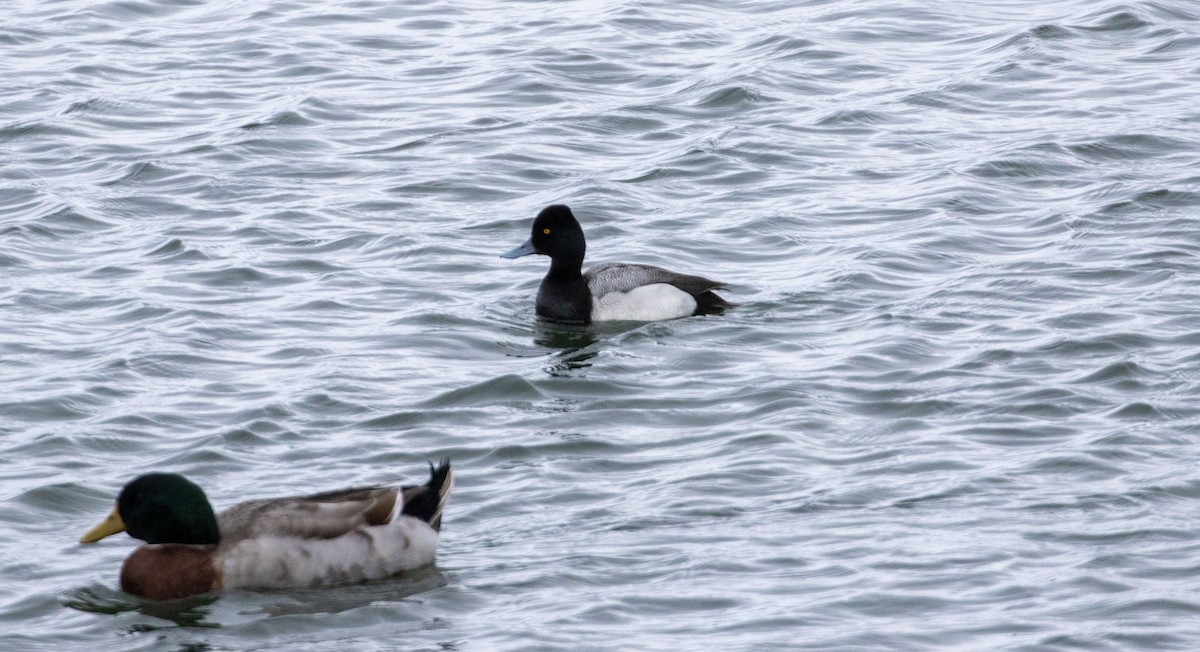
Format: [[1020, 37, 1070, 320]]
[[585, 262, 724, 298]]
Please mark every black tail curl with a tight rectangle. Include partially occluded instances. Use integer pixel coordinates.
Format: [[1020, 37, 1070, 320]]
[[402, 458, 453, 531]]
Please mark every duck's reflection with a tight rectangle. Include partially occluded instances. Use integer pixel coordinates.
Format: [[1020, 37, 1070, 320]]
[[63, 567, 446, 629], [62, 584, 218, 629], [532, 321, 601, 376], [256, 567, 447, 617]]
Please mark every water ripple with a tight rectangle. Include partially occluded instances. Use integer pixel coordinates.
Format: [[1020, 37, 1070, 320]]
[[2, 0, 1200, 648]]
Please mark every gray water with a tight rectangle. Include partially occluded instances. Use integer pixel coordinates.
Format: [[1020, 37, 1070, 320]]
[[3, 0, 1200, 649]]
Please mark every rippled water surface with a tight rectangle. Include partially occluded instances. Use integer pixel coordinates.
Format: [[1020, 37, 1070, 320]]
[[4, 0, 1200, 649]]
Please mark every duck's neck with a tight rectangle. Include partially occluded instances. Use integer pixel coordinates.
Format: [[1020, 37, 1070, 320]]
[[537, 254, 591, 324], [547, 254, 584, 281]]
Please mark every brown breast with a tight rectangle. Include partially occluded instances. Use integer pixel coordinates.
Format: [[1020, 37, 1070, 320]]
[[120, 544, 222, 600]]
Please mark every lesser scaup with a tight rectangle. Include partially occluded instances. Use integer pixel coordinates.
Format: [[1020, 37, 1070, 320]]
[[502, 204, 730, 324], [80, 460, 452, 600]]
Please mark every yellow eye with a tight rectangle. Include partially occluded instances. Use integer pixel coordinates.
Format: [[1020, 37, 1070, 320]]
[[543, 228, 551, 234]]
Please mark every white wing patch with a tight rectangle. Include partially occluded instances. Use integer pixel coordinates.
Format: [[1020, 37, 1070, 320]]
[[591, 283, 698, 321], [217, 516, 439, 590]]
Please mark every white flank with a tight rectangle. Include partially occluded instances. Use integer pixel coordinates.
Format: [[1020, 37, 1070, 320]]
[[217, 516, 439, 590], [591, 283, 697, 321]]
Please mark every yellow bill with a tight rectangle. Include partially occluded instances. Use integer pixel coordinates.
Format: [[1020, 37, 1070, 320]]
[[80, 505, 127, 544]]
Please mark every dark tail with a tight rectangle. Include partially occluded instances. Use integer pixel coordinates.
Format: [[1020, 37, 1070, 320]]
[[401, 458, 453, 532], [694, 290, 734, 316]]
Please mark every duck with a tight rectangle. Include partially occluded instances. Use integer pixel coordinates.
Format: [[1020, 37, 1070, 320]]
[[79, 459, 452, 600], [501, 204, 731, 324]]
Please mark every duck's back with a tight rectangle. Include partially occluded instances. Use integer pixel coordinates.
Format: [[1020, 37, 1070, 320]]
[[216, 485, 399, 542], [584, 262, 723, 298]]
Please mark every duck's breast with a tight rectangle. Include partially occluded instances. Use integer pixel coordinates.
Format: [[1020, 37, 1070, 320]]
[[121, 544, 220, 600]]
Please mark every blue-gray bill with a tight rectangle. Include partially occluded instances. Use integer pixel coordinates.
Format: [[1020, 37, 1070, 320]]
[[501, 239, 538, 258]]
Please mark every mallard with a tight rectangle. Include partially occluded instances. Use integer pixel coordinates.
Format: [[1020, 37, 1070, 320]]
[[501, 204, 732, 324], [80, 459, 452, 600]]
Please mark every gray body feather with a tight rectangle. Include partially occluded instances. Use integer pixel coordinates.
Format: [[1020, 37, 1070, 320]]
[[584, 262, 725, 298], [217, 486, 399, 542]]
